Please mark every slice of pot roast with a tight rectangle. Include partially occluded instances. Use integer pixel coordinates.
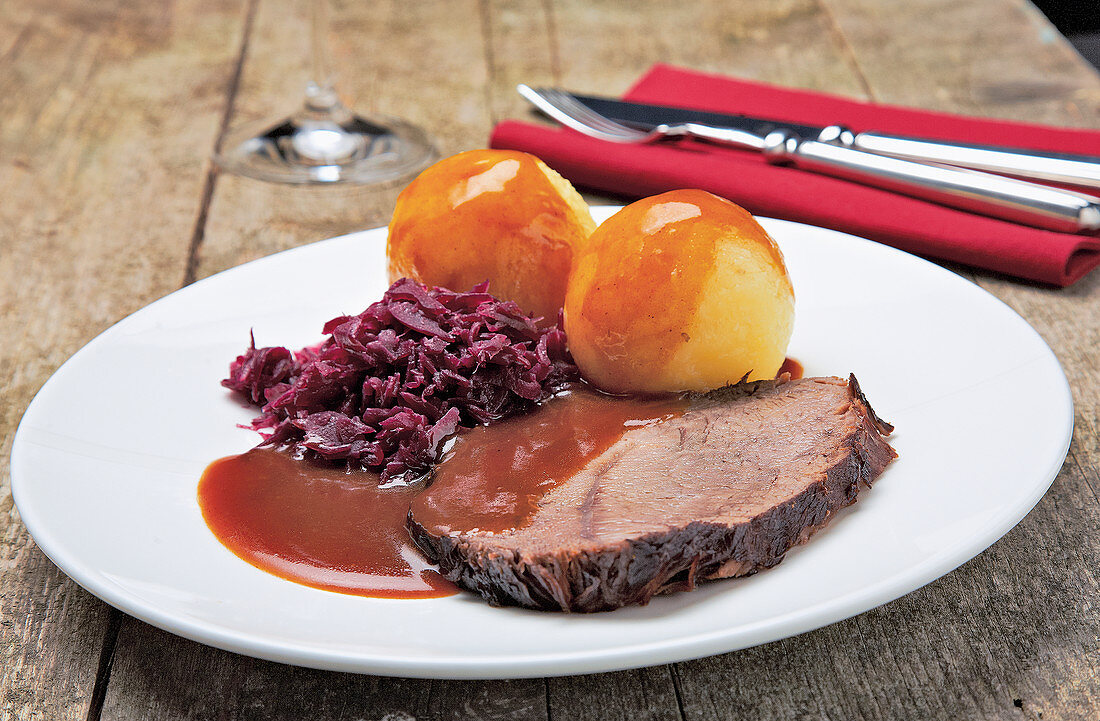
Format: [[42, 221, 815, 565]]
[[408, 375, 896, 612]]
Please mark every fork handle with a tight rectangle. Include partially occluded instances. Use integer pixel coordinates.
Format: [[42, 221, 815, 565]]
[[762, 130, 1100, 234], [839, 129, 1100, 191]]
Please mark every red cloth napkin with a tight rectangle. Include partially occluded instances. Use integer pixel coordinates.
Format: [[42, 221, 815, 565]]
[[490, 64, 1100, 287]]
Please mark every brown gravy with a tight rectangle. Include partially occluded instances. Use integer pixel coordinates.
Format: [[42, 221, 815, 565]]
[[410, 385, 687, 537], [198, 449, 456, 598], [199, 358, 799, 597], [778, 356, 804, 379]]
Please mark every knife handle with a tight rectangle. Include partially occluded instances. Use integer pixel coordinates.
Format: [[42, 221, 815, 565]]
[[763, 130, 1100, 234], [819, 126, 1100, 191]]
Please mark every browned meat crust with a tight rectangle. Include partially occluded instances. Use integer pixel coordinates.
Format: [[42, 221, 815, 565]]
[[408, 375, 896, 612]]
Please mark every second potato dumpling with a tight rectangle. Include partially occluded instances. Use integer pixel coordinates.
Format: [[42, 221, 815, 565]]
[[565, 190, 795, 394]]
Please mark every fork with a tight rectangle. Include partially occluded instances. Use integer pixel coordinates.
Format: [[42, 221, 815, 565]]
[[518, 85, 769, 150], [517, 84, 1100, 234]]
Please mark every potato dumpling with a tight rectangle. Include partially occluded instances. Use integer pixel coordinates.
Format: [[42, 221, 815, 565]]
[[565, 190, 794, 394], [387, 149, 596, 323]]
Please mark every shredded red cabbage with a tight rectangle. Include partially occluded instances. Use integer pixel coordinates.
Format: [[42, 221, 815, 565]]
[[223, 278, 577, 481]]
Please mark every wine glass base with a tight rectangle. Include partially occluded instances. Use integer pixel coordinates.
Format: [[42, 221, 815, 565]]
[[216, 112, 437, 185]]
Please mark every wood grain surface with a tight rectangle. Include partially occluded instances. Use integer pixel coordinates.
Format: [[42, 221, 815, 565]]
[[2, 0, 1098, 719]]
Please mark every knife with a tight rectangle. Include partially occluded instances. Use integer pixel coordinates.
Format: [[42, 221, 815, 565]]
[[519, 84, 1100, 233], [572, 93, 1100, 191]]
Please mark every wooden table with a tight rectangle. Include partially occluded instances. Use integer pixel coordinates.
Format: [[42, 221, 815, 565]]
[[3, 1, 1098, 718]]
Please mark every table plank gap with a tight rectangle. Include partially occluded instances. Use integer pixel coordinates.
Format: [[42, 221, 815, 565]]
[[0, 18, 33, 66], [478, 0, 500, 125], [668, 664, 688, 721], [83, 608, 122, 721], [1070, 414, 1100, 510], [483, 0, 561, 127], [182, 0, 259, 287], [1, 1, 253, 718], [95, 1, 497, 710], [818, 0, 1100, 120], [540, 0, 562, 86], [809, 0, 876, 100]]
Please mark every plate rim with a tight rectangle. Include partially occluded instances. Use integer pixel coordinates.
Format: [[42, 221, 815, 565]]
[[10, 212, 1074, 678]]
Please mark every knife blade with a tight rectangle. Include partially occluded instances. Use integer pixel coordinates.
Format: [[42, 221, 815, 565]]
[[572, 93, 823, 141], [569, 92, 1100, 190]]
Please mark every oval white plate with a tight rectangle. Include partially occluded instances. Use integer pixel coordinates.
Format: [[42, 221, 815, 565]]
[[11, 209, 1072, 679]]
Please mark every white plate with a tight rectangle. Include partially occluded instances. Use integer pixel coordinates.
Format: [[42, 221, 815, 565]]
[[11, 208, 1072, 679]]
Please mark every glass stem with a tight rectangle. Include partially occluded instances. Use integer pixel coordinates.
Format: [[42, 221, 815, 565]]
[[305, 0, 340, 113]]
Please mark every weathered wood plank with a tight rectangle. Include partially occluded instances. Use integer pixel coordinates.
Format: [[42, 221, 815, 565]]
[[0, 0, 249, 719], [487, 0, 870, 148], [12, 0, 1097, 719], [818, 0, 1100, 123], [481, 0, 560, 125], [553, 0, 870, 97], [663, 1, 1100, 719], [428, 679, 549, 721], [95, 0, 522, 717], [547, 667, 682, 721], [190, 0, 492, 283], [672, 417, 1100, 721], [818, 0, 1100, 450], [494, 1, 870, 718], [99, 624, 437, 721], [530, 1, 863, 717], [100, 623, 554, 721]]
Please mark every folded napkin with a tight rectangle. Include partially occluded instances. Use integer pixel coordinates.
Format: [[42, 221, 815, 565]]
[[491, 64, 1100, 287]]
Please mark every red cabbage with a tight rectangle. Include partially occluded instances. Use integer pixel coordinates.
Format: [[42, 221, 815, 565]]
[[223, 278, 577, 481]]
